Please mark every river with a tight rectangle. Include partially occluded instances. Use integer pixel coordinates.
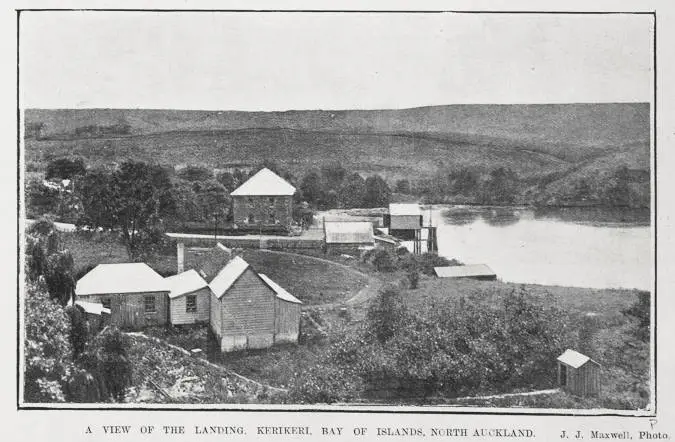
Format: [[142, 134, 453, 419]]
[[418, 206, 652, 291]]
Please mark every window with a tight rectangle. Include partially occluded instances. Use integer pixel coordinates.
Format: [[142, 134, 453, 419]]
[[248, 213, 255, 224], [144, 295, 156, 314], [247, 197, 254, 208], [269, 212, 276, 224], [101, 298, 111, 310], [186, 295, 197, 313], [268, 197, 275, 207]]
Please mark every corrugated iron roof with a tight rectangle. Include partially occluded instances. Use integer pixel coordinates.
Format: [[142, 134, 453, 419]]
[[434, 264, 496, 278], [259, 274, 302, 304], [230, 168, 296, 196], [75, 263, 168, 296], [165, 269, 209, 299], [389, 203, 421, 216], [75, 300, 110, 315], [209, 256, 250, 299], [324, 221, 374, 244], [557, 349, 594, 368]]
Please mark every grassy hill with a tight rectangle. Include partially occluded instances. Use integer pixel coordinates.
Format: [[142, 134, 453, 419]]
[[24, 103, 651, 205]]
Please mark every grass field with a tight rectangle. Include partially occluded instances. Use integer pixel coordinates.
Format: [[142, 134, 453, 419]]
[[238, 249, 369, 305]]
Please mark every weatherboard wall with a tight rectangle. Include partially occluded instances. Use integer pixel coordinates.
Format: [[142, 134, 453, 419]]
[[274, 297, 301, 344], [169, 286, 211, 325], [77, 291, 169, 329], [213, 268, 276, 352]]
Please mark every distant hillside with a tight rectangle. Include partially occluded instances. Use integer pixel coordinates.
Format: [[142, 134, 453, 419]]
[[25, 103, 649, 163]]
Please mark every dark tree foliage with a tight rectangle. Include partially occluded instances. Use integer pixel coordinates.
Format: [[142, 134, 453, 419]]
[[177, 165, 213, 182], [395, 179, 411, 194], [45, 157, 86, 180], [216, 171, 237, 192], [44, 251, 76, 306], [448, 168, 480, 196], [300, 171, 324, 207], [24, 281, 73, 403], [363, 175, 391, 208], [366, 286, 408, 344], [78, 169, 120, 231], [338, 173, 367, 209], [478, 167, 519, 204], [321, 162, 347, 189], [65, 305, 89, 358], [623, 291, 650, 343], [78, 161, 175, 259], [98, 328, 133, 402]]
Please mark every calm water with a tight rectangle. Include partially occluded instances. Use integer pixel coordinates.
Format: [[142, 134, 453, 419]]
[[415, 206, 652, 290]]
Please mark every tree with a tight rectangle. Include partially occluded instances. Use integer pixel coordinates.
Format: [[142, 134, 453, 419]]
[[339, 173, 366, 208], [177, 165, 213, 182], [395, 179, 411, 194], [98, 328, 133, 402], [623, 291, 650, 343], [24, 281, 73, 402], [65, 305, 89, 358], [366, 286, 408, 344], [44, 251, 76, 306], [216, 171, 237, 192], [479, 167, 519, 204], [321, 162, 347, 189], [77, 169, 120, 231], [45, 157, 86, 180], [300, 171, 324, 207], [449, 168, 479, 196], [363, 175, 391, 208]]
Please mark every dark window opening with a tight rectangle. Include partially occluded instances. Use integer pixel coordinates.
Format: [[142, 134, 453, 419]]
[[144, 295, 156, 314], [186, 295, 197, 313], [101, 298, 111, 310]]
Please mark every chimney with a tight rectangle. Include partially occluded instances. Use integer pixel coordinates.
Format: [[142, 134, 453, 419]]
[[177, 242, 185, 273]]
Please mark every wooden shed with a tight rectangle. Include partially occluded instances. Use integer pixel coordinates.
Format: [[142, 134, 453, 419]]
[[74, 300, 110, 333], [75, 263, 170, 330], [324, 221, 375, 255], [557, 349, 601, 396], [165, 270, 211, 326], [259, 274, 303, 344], [383, 203, 423, 239], [230, 168, 296, 231]]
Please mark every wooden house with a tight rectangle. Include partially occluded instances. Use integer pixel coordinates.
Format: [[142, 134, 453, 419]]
[[259, 274, 303, 344], [75, 263, 170, 329], [230, 168, 296, 230], [208, 256, 302, 352], [384, 203, 423, 239], [165, 270, 211, 326], [434, 264, 497, 281], [324, 221, 375, 255], [556, 349, 601, 396]]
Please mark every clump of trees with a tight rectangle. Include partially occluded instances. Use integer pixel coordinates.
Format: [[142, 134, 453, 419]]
[[289, 285, 572, 403]]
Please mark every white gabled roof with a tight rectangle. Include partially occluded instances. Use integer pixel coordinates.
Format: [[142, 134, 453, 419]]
[[259, 274, 302, 304], [208, 256, 250, 299], [434, 264, 496, 278], [557, 349, 595, 369], [75, 301, 111, 315], [230, 168, 296, 196], [75, 263, 168, 296], [165, 269, 209, 299], [324, 221, 374, 244], [389, 203, 421, 216]]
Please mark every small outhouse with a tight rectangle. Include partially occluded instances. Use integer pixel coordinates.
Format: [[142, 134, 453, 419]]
[[556, 349, 601, 396]]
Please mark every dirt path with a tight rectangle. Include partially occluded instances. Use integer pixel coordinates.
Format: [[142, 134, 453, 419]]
[[452, 388, 561, 402]]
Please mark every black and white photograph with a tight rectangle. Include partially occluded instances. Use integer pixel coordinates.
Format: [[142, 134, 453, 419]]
[[18, 9, 655, 413]]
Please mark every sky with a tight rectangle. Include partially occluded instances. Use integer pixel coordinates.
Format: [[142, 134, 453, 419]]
[[19, 11, 654, 110]]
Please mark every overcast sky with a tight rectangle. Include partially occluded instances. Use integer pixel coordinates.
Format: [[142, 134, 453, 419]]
[[20, 11, 653, 110]]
